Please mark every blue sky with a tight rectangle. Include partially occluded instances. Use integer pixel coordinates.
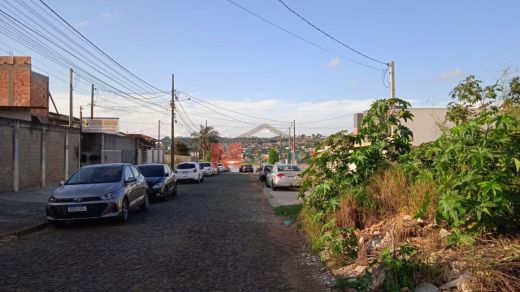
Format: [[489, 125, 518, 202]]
[[1, 0, 519, 136]]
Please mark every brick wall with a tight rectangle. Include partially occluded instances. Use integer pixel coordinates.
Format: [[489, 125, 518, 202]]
[[0, 124, 13, 192], [46, 130, 66, 185], [30, 72, 49, 117], [0, 117, 80, 192], [19, 127, 42, 190], [0, 56, 31, 107]]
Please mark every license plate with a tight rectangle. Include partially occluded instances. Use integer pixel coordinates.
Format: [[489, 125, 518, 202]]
[[288, 176, 295, 178], [68, 205, 87, 212]]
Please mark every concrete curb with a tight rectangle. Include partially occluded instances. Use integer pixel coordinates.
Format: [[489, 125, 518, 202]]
[[0, 221, 50, 240]]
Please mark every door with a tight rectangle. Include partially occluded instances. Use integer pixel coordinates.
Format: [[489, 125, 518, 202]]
[[130, 166, 146, 203], [123, 166, 138, 206]]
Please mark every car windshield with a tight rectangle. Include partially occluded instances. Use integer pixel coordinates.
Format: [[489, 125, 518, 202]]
[[200, 163, 210, 167], [177, 163, 195, 169], [137, 165, 164, 177], [66, 165, 122, 184], [278, 165, 301, 171]]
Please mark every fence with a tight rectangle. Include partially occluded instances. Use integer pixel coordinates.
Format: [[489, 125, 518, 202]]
[[0, 117, 80, 192]]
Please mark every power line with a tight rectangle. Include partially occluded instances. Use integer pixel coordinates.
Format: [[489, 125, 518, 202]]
[[223, 0, 384, 71], [276, 0, 388, 66], [298, 113, 354, 125], [38, 0, 169, 94], [178, 90, 289, 124]]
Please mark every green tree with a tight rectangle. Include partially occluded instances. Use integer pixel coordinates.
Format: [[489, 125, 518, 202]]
[[191, 124, 219, 160], [268, 148, 279, 164], [174, 140, 190, 156]]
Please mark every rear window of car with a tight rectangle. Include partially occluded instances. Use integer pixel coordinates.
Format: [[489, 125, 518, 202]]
[[177, 163, 195, 169], [264, 166, 273, 171], [137, 165, 164, 177], [278, 165, 301, 171], [199, 163, 210, 167]]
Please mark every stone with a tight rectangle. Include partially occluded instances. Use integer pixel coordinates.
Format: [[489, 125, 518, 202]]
[[438, 228, 450, 238], [438, 275, 471, 291], [414, 283, 439, 292]]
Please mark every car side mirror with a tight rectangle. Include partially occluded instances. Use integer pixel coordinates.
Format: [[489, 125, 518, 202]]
[[59, 181, 64, 186], [165, 172, 169, 177], [125, 177, 137, 183]]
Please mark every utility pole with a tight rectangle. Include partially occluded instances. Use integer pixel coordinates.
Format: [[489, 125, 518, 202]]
[[90, 84, 94, 119], [79, 106, 83, 168], [293, 120, 296, 165], [389, 61, 395, 100], [288, 124, 291, 164], [171, 74, 175, 169], [158, 120, 161, 148], [204, 120, 207, 161], [69, 68, 73, 127]]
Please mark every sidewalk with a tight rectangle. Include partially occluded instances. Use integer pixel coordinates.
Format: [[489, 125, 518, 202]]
[[262, 186, 302, 207], [0, 186, 55, 238]]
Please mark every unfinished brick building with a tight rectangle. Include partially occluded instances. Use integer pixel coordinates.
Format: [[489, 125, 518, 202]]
[[0, 56, 50, 122]]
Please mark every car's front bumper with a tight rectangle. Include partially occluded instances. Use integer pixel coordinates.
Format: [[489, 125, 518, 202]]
[[46, 198, 123, 221]]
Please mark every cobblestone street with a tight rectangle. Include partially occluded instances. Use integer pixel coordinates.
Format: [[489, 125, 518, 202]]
[[0, 174, 331, 291]]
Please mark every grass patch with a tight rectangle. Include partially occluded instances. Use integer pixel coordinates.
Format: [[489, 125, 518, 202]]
[[274, 204, 303, 221]]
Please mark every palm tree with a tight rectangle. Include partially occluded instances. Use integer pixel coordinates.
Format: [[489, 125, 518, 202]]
[[191, 124, 219, 160]]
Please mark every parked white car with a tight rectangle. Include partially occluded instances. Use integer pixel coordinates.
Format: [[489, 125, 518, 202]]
[[199, 162, 213, 176], [266, 164, 302, 191], [175, 162, 204, 183]]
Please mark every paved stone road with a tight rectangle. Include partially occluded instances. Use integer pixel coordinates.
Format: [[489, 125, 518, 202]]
[[0, 173, 332, 291]]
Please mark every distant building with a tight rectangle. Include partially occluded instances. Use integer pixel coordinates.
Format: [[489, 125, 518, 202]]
[[353, 108, 450, 146]]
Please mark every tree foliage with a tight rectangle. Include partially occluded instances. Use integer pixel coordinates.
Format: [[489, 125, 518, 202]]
[[191, 124, 219, 159], [403, 75, 520, 232], [268, 147, 279, 164], [174, 140, 190, 156]]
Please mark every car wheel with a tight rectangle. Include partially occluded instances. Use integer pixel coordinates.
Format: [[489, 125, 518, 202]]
[[119, 198, 129, 222], [163, 190, 169, 201], [271, 181, 278, 191], [141, 192, 150, 211]]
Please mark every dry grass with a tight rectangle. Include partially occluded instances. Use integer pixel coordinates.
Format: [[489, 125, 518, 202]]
[[407, 178, 438, 222], [461, 237, 520, 292], [367, 166, 409, 218]]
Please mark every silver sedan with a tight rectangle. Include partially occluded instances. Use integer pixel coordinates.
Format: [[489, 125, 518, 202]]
[[46, 163, 149, 224]]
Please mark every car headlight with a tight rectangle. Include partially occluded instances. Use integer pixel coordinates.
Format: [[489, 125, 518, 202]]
[[100, 190, 118, 200], [48, 195, 56, 203], [152, 182, 164, 189]]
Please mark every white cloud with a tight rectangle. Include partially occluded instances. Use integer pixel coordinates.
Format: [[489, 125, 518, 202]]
[[100, 12, 112, 18], [327, 58, 340, 69], [74, 20, 89, 28], [439, 68, 463, 81], [49, 89, 375, 138]]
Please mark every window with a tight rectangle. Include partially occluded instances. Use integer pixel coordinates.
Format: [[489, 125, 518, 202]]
[[124, 167, 134, 181], [164, 165, 170, 175], [177, 163, 195, 169], [130, 166, 141, 178], [66, 165, 122, 184], [137, 165, 163, 177]]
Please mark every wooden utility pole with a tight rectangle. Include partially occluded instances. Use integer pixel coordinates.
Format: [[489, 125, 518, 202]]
[[69, 68, 73, 127], [79, 106, 83, 168], [171, 74, 175, 168], [158, 120, 161, 148], [90, 84, 94, 119]]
